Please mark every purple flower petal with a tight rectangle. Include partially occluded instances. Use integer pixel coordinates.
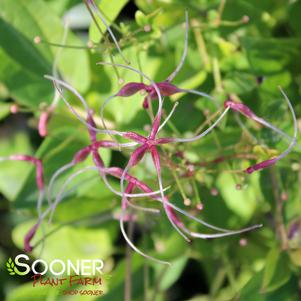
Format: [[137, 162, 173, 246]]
[[245, 158, 277, 174], [128, 145, 148, 167], [224, 99, 257, 120], [87, 110, 97, 143], [149, 115, 161, 139], [73, 146, 91, 164], [117, 82, 147, 97], [123, 132, 147, 143], [166, 204, 184, 228], [157, 82, 181, 97]]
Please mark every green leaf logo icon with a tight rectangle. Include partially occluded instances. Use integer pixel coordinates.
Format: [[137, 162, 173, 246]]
[[6, 258, 23, 276], [6, 258, 16, 275]]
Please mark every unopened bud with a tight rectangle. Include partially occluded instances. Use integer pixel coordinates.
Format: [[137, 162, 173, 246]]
[[235, 183, 242, 190], [281, 192, 288, 201], [118, 78, 125, 85], [184, 198, 191, 206], [242, 15, 250, 24], [34, 36, 41, 44], [144, 24, 151, 32], [211, 187, 219, 196], [239, 238, 248, 247], [87, 40, 94, 49], [196, 203, 203, 211], [10, 104, 19, 114]]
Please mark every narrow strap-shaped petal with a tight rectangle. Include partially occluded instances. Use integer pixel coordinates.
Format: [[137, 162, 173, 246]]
[[117, 82, 147, 97], [245, 158, 277, 174], [72, 146, 92, 164], [149, 115, 162, 139], [157, 82, 181, 96], [224, 99, 257, 120], [87, 110, 97, 143], [123, 132, 147, 144], [128, 144, 148, 168]]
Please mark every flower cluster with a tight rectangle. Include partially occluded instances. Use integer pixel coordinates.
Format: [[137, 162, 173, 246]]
[[0, 0, 298, 265]]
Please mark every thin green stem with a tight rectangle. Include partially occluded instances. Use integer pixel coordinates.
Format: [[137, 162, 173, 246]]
[[170, 167, 187, 201], [191, 19, 210, 69], [151, 266, 169, 301], [222, 252, 238, 293], [210, 268, 226, 297], [212, 56, 223, 93]]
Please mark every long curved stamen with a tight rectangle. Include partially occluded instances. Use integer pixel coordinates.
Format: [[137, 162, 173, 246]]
[[101, 172, 168, 198], [47, 162, 75, 205], [161, 199, 263, 235], [126, 200, 160, 214], [186, 223, 262, 239], [178, 88, 219, 108], [48, 166, 98, 224], [101, 164, 241, 233], [85, 0, 130, 65], [96, 62, 164, 120], [119, 182, 169, 265], [44, 75, 125, 137], [245, 88, 298, 173], [172, 107, 230, 143], [100, 93, 117, 135], [158, 102, 179, 133], [150, 148, 190, 242], [166, 10, 189, 82], [48, 164, 164, 224], [36, 190, 45, 224], [119, 214, 170, 265]]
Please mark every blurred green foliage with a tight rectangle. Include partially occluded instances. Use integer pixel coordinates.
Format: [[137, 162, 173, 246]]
[[0, 0, 301, 300]]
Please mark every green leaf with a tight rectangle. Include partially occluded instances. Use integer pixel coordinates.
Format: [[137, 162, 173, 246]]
[[261, 248, 291, 293], [0, 0, 90, 107], [89, 0, 129, 42], [223, 72, 257, 95], [135, 10, 148, 27], [242, 37, 301, 75], [158, 256, 188, 290], [12, 220, 113, 263], [6, 281, 67, 301], [0, 103, 10, 120], [0, 132, 33, 201], [6, 257, 16, 276], [216, 172, 261, 222], [289, 0, 301, 36]]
